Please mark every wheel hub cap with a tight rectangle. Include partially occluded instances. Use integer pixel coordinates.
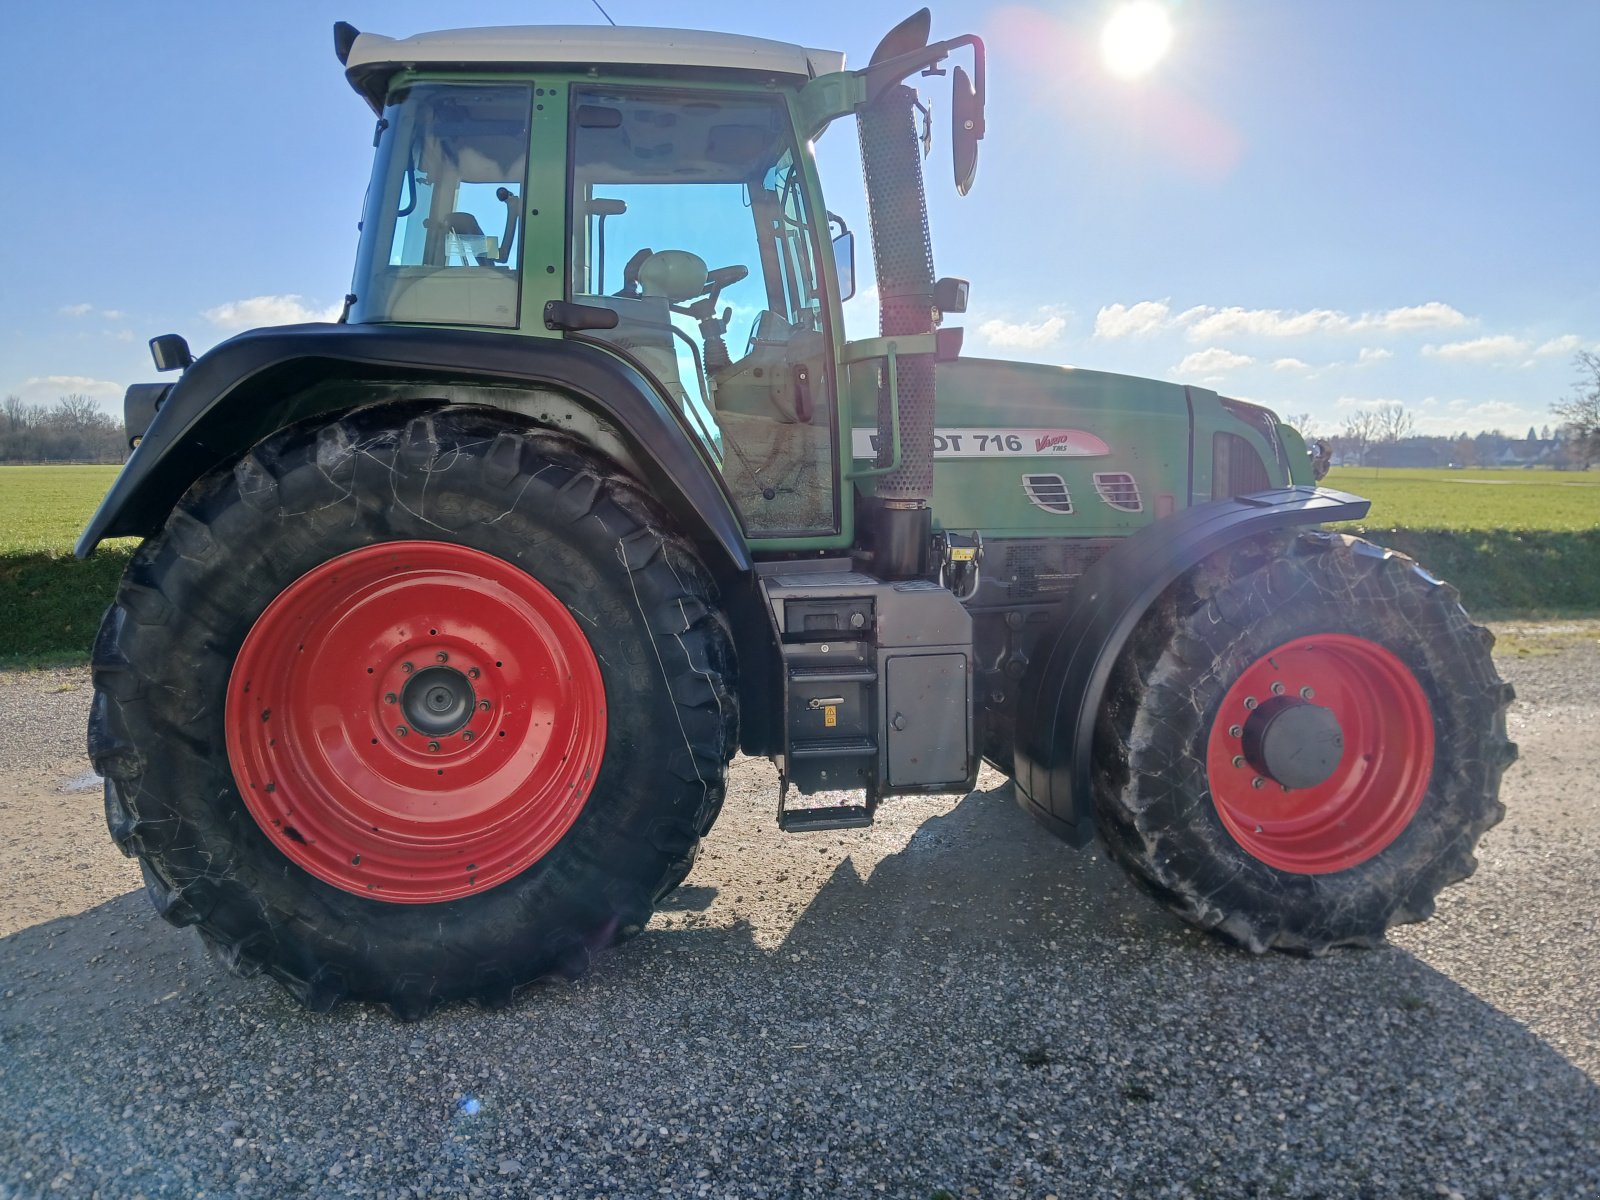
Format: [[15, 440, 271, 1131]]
[[1241, 697, 1344, 791], [403, 666, 476, 737]]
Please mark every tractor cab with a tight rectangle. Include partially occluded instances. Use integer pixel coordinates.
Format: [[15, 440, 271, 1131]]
[[339, 16, 983, 552]]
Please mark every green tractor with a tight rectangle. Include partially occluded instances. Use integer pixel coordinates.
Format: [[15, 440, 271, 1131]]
[[81, 10, 1514, 1016]]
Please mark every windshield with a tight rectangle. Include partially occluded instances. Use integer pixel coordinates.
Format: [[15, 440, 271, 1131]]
[[350, 82, 533, 328], [569, 87, 837, 536]]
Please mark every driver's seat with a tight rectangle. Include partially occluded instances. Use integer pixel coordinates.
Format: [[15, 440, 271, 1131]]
[[637, 250, 709, 302]]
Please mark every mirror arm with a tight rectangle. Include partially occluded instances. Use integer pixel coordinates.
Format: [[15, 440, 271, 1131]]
[[861, 32, 985, 115]]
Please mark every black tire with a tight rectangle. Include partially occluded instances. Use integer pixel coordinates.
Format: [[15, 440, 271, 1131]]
[[89, 402, 736, 1016], [1092, 530, 1516, 953]]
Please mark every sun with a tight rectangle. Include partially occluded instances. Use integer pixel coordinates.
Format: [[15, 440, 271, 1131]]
[[1101, 1, 1174, 81]]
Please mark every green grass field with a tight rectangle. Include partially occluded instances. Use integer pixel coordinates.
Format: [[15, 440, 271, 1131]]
[[1324, 466, 1600, 532], [2, 463, 1597, 665], [1, 465, 133, 665]]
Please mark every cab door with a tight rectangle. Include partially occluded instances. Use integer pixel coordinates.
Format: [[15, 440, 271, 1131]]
[[565, 84, 842, 540]]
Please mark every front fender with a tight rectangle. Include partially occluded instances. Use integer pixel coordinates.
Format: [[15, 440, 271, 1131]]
[[75, 323, 750, 577], [1011, 486, 1371, 844]]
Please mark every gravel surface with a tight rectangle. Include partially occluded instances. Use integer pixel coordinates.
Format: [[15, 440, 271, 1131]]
[[1, 624, 1597, 1199]]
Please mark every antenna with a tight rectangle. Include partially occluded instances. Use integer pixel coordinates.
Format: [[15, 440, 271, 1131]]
[[590, 0, 617, 25]]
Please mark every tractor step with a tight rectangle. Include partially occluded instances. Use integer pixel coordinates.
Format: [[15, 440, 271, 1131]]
[[778, 792, 875, 832], [787, 665, 879, 684], [789, 736, 877, 758]]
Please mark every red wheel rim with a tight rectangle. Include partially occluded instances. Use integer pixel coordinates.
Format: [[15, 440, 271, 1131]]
[[226, 541, 607, 903], [1205, 634, 1434, 874]]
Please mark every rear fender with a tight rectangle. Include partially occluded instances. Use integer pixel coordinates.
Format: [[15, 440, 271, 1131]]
[[1011, 486, 1371, 844], [74, 324, 750, 578]]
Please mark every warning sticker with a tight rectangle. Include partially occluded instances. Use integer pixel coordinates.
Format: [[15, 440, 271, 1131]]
[[851, 427, 1112, 459]]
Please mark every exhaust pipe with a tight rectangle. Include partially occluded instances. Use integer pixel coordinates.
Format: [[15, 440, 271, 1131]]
[[857, 81, 936, 577]]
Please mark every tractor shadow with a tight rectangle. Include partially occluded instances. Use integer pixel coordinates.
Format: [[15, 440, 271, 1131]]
[[3, 773, 1597, 1196]]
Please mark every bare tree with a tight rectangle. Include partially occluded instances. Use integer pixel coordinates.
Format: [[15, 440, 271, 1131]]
[[1281, 411, 1319, 440], [50, 394, 103, 430], [1552, 350, 1600, 468], [0, 393, 125, 463], [1341, 409, 1380, 466], [1371, 401, 1417, 446]]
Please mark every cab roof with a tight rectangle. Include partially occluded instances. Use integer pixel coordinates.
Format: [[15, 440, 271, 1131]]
[[343, 24, 847, 110]]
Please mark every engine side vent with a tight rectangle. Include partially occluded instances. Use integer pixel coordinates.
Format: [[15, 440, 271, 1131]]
[[1093, 472, 1143, 513], [1022, 473, 1073, 514], [1212, 431, 1273, 499]]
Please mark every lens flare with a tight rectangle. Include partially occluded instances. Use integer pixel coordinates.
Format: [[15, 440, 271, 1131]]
[[1101, 1, 1174, 80]]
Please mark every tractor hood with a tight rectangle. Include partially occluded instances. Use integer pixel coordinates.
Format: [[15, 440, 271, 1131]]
[[849, 356, 1214, 538]]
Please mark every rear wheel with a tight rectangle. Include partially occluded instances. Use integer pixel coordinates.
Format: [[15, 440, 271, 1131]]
[[1093, 531, 1515, 953], [89, 403, 736, 1015]]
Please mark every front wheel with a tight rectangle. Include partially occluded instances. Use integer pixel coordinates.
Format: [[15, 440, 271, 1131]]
[[1093, 531, 1515, 953], [89, 404, 736, 1015]]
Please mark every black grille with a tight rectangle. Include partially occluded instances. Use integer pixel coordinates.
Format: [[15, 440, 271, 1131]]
[[1022, 473, 1073, 514], [1212, 432, 1273, 498], [1093, 472, 1143, 512]]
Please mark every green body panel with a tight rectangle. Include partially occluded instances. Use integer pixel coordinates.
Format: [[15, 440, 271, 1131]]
[[1277, 422, 1314, 486], [847, 357, 1289, 539]]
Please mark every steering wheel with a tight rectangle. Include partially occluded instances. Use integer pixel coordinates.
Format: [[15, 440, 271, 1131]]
[[670, 264, 748, 319], [669, 263, 748, 376]]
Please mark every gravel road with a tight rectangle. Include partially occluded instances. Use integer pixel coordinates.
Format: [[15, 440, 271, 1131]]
[[1, 623, 1597, 1199]]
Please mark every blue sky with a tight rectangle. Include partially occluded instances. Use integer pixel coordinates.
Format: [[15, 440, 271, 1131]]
[[5, 1, 1596, 439]]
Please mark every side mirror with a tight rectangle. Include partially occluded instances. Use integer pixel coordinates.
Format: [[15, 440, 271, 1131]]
[[149, 334, 193, 373], [832, 230, 857, 303], [952, 63, 984, 196]]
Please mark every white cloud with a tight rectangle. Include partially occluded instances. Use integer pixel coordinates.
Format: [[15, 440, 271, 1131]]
[[17, 375, 123, 404], [59, 303, 93, 318], [1094, 300, 1170, 339], [977, 314, 1067, 350], [203, 294, 343, 330], [1176, 348, 1254, 376], [1185, 306, 1349, 341], [1182, 301, 1470, 342], [1357, 347, 1393, 364], [1271, 357, 1312, 372], [1358, 302, 1470, 333], [1094, 298, 1472, 343], [101, 309, 126, 321], [1535, 334, 1582, 357], [1422, 335, 1530, 363]]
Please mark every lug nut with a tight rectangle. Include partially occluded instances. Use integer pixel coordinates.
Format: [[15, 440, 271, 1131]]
[[395, 725, 408, 737], [1228, 724, 1243, 738], [1271, 682, 1285, 696], [428, 740, 441, 753], [478, 699, 492, 712], [1251, 776, 1265, 789], [436, 651, 449, 663], [468, 667, 481, 680], [384, 692, 398, 704], [1300, 686, 1315, 700], [1232, 755, 1245, 768], [401, 662, 414, 674], [1244, 696, 1258, 710], [463, 731, 475, 743]]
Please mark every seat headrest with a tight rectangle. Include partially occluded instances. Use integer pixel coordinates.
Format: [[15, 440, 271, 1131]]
[[638, 250, 708, 302]]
